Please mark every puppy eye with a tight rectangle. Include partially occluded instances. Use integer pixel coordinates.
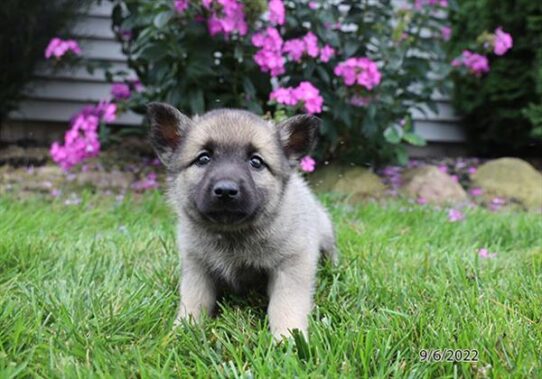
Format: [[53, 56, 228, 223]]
[[195, 152, 211, 166], [249, 155, 264, 170]]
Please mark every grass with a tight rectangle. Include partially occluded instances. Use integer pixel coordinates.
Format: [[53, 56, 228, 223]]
[[0, 191, 541, 378]]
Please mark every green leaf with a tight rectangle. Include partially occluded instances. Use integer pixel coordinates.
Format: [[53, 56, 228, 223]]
[[242, 77, 256, 98], [362, 114, 377, 136], [395, 146, 408, 165], [189, 89, 205, 114], [153, 11, 172, 29], [383, 125, 403, 144], [315, 66, 331, 84], [403, 132, 427, 146]]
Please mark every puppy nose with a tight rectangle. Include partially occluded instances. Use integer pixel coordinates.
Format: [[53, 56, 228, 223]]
[[212, 180, 240, 200]]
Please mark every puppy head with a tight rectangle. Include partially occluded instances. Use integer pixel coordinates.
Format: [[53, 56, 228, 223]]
[[147, 102, 319, 229]]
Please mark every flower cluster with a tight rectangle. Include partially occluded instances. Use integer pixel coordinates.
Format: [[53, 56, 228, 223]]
[[268, 0, 285, 25], [252, 27, 285, 76], [299, 156, 316, 172], [452, 27, 512, 77], [203, 0, 248, 37], [111, 83, 131, 100], [269, 81, 324, 114], [283, 32, 335, 63], [334, 58, 382, 90], [45, 38, 81, 59], [50, 102, 116, 170], [493, 27, 513, 56], [448, 208, 464, 222], [441, 26, 452, 41], [132, 172, 159, 191], [452, 50, 490, 76], [173, 0, 188, 13], [110, 80, 143, 101], [478, 248, 496, 259]]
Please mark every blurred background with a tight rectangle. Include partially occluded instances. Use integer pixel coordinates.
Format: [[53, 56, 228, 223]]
[[0, 0, 540, 209]]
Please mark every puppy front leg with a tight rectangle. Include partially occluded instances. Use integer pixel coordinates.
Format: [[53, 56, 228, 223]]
[[174, 255, 216, 325], [267, 259, 316, 340]]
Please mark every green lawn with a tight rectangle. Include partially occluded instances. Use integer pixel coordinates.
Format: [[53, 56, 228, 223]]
[[1, 192, 541, 378]]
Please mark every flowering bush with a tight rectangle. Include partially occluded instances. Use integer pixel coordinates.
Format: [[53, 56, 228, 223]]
[[450, 0, 542, 155], [102, 0, 454, 167], [50, 101, 117, 170], [44, 38, 82, 60]]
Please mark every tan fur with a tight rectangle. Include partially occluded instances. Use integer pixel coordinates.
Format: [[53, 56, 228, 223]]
[[148, 104, 337, 340]]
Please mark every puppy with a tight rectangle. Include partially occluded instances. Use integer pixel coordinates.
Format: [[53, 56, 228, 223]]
[[147, 103, 337, 339]]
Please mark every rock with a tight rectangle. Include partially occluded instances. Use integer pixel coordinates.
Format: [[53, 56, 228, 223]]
[[307, 165, 342, 193], [471, 158, 542, 209], [308, 165, 387, 202], [401, 165, 468, 205]]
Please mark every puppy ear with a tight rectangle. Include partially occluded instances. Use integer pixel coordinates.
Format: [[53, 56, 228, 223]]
[[277, 114, 320, 161], [147, 102, 192, 167]]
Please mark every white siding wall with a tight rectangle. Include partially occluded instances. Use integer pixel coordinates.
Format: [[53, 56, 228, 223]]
[[7, 2, 465, 143]]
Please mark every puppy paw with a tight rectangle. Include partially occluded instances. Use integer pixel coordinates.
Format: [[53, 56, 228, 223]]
[[271, 326, 308, 342]]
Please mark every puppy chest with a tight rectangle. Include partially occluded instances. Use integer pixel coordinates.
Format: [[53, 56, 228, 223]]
[[211, 265, 269, 295]]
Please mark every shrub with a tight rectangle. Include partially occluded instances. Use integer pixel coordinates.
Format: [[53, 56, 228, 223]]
[[48, 0, 456, 170], [104, 0, 450, 167], [450, 0, 542, 155], [0, 0, 91, 126]]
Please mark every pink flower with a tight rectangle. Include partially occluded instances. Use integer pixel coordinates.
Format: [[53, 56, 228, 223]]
[[45, 38, 82, 59], [452, 50, 489, 76], [441, 26, 452, 41], [173, 0, 188, 13], [300, 156, 316, 172], [268, 0, 285, 25], [308, 2, 318, 9], [448, 209, 464, 222], [283, 39, 306, 62], [489, 197, 506, 212], [132, 172, 159, 191], [252, 27, 285, 76], [270, 87, 297, 105], [467, 166, 477, 175], [303, 32, 320, 57], [205, 0, 248, 37], [119, 29, 133, 41], [350, 95, 371, 107], [478, 248, 496, 259], [319, 45, 335, 63], [49, 100, 120, 170], [438, 164, 448, 173], [269, 81, 324, 114], [111, 83, 131, 100], [334, 57, 381, 90], [96, 101, 117, 123], [282, 32, 328, 63], [131, 79, 144, 92], [493, 27, 513, 56], [292, 81, 324, 114], [417, 197, 427, 205], [469, 187, 483, 197]]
